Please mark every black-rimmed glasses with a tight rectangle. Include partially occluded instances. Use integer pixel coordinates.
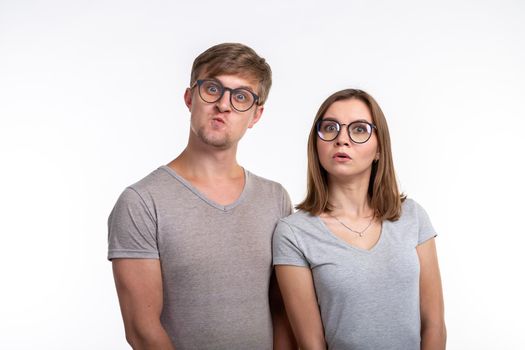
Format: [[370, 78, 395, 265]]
[[316, 119, 376, 143], [192, 79, 259, 112]]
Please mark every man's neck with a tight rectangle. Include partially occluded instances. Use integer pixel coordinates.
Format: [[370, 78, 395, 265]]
[[167, 145, 243, 182], [166, 145, 246, 206]]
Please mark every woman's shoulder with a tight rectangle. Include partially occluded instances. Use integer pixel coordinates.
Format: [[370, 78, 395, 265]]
[[281, 209, 316, 224], [278, 209, 321, 232], [396, 197, 433, 225], [400, 197, 424, 215], [401, 197, 416, 210]]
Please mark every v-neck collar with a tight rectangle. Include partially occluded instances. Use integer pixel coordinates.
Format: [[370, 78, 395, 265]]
[[315, 215, 387, 254], [159, 165, 250, 212]]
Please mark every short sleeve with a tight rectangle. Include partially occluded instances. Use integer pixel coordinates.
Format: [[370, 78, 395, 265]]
[[415, 201, 437, 245], [107, 187, 159, 260], [272, 220, 309, 267]]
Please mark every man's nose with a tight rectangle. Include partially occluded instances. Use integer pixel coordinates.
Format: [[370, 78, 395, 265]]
[[216, 89, 232, 112]]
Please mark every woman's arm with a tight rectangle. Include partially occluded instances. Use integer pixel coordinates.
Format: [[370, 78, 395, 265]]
[[275, 265, 326, 350], [417, 238, 446, 349]]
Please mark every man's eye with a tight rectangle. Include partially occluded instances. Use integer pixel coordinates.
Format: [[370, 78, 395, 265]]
[[207, 85, 220, 94], [233, 90, 252, 103], [202, 81, 222, 95], [235, 93, 247, 101]]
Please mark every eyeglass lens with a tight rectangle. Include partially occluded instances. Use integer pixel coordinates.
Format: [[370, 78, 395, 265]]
[[317, 120, 374, 143], [198, 80, 256, 112]]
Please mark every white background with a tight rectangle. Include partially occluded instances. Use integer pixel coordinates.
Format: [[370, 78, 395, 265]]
[[1, 0, 524, 349]]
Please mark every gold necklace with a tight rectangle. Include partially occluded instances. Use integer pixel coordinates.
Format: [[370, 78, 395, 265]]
[[329, 213, 374, 238]]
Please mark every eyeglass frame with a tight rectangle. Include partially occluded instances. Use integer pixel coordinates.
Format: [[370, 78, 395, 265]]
[[191, 79, 260, 112], [316, 118, 377, 144]]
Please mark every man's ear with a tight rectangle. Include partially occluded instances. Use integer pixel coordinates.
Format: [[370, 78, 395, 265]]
[[247, 105, 264, 128], [184, 88, 193, 111]]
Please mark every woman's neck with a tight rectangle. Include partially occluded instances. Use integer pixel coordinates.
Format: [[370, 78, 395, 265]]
[[327, 175, 372, 217]]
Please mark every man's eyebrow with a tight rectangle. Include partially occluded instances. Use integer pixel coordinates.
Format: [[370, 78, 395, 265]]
[[231, 83, 257, 93], [210, 77, 256, 92], [237, 85, 256, 92]]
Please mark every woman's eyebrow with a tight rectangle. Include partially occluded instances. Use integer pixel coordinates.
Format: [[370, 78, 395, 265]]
[[322, 117, 370, 123]]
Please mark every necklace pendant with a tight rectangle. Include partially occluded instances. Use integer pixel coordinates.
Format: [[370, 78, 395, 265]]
[[330, 212, 375, 238]]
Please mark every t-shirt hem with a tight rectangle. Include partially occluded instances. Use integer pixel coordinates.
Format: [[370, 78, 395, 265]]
[[273, 258, 309, 267], [418, 233, 437, 245], [108, 249, 160, 261]]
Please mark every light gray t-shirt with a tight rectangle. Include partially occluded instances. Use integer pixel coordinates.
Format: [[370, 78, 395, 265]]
[[108, 166, 291, 350], [273, 199, 436, 350]]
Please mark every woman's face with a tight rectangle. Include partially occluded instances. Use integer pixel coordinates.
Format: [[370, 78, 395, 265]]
[[316, 98, 379, 182]]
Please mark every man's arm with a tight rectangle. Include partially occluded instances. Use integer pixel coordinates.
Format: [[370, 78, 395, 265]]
[[417, 238, 447, 350], [269, 270, 297, 349], [112, 258, 175, 350]]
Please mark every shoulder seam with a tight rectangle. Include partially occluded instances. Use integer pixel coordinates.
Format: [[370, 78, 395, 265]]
[[126, 186, 158, 229], [278, 218, 304, 252]]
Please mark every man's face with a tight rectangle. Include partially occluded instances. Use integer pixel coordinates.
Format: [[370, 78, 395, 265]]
[[184, 74, 263, 150]]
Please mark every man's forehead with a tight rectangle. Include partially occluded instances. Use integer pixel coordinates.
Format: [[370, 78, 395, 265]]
[[201, 73, 259, 90]]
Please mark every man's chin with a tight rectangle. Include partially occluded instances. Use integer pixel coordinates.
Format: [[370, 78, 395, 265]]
[[199, 134, 231, 149], [207, 141, 231, 149]]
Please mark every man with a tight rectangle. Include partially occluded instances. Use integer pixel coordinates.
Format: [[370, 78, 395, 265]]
[[108, 43, 296, 349]]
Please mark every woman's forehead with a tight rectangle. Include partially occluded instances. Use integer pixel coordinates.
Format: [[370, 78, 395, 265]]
[[324, 99, 372, 122]]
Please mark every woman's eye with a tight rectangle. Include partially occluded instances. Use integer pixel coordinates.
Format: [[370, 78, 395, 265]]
[[325, 124, 337, 132], [352, 124, 368, 133]]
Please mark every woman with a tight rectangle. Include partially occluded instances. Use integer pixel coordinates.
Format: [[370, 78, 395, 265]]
[[273, 89, 446, 349]]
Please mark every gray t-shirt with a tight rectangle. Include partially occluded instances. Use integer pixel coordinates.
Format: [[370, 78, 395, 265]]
[[273, 199, 436, 350], [108, 165, 291, 350]]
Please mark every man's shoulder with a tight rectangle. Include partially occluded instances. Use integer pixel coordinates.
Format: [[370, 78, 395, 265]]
[[113, 166, 176, 208], [126, 166, 174, 193], [245, 169, 286, 193]]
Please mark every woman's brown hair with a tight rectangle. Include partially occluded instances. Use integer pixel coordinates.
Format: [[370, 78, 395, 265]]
[[296, 89, 405, 221]]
